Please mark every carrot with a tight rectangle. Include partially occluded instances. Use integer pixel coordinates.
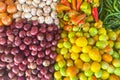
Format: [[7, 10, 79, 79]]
[[61, 0, 71, 7], [77, 0, 83, 11], [56, 5, 71, 12]]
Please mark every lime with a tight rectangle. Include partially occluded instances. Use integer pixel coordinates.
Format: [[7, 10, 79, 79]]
[[89, 27, 98, 36], [114, 67, 120, 76], [115, 42, 120, 49], [80, 53, 90, 62], [63, 41, 71, 49], [94, 70, 102, 78], [84, 69, 93, 77], [60, 67, 66, 76]]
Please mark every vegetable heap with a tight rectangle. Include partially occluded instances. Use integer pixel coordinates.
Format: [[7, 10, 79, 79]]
[[99, 0, 120, 30], [54, 0, 120, 80], [56, 0, 100, 32]]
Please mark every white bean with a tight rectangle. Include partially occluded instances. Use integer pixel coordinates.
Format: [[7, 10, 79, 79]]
[[18, 0, 26, 4], [23, 5, 31, 12], [12, 12, 22, 19], [33, 0, 41, 4], [53, 0, 58, 2], [45, 16, 53, 24], [43, 6, 51, 14], [46, 0, 52, 5], [24, 12, 32, 19], [31, 8, 37, 16], [39, 2, 46, 8], [32, 1, 38, 7], [36, 9, 43, 16], [21, 12, 25, 18], [38, 16, 45, 23], [16, 4, 22, 11], [54, 18, 59, 25], [43, 13, 49, 17], [31, 16, 38, 20], [42, 0, 46, 1], [51, 11, 57, 19], [26, 0, 32, 5], [50, 2, 57, 10]]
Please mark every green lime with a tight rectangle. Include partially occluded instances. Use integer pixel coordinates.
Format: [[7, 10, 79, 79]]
[[61, 31, 67, 38], [58, 59, 66, 68], [57, 42, 63, 48], [101, 61, 109, 70], [73, 26, 80, 32], [115, 42, 120, 49], [108, 31, 117, 41], [112, 59, 120, 67], [80, 53, 90, 62], [84, 69, 93, 77], [114, 67, 120, 76], [54, 63, 60, 71], [99, 35, 108, 41], [60, 67, 66, 76], [63, 41, 71, 49], [60, 48, 68, 54], [68, 32, 75, 38], [107, 65, 115, 73], [89, 27, 98, 36], [95, 70, 102, 78], [96, 41, 108, 49], [70, 76, 78, 80], [113, 51, 119, 59], [78, 73, 87, 80]]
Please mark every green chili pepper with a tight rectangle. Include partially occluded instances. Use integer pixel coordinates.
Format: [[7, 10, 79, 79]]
[[80, 1, 91, 15], [63, 13, 69, 21]]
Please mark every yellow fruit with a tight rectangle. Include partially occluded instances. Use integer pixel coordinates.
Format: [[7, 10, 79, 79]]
[[82, 46, 91, 53], [91, 62, 101, 72], [101, 71, 109, 79], [71, 45, 81, 53], [54, 71, 62, 79], [75, 37, 88, 47], [88, 49, 101, 62], [74, 59, 83, 69], [71, 52, 79, 60]]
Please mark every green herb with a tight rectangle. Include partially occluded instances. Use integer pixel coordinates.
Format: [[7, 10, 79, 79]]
[[98, 0, 120, 30]]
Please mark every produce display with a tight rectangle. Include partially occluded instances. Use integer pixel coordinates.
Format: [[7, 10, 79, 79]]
[[0, 0, 17, 26], [13, 0, 59, 25], [0, 19, 61, 80], [0, 0, 120, 80]]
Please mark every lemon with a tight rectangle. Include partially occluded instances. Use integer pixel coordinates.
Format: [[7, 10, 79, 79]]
[[75, 37, 88, 47]]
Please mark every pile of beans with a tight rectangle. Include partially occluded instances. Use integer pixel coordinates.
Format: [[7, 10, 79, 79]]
[[0, 19, 61, 80], [13, 0, 59, 25], [0, 0, 17, 26]]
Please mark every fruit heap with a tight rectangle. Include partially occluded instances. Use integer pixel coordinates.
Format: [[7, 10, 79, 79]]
[[54, 0, 120, 80]]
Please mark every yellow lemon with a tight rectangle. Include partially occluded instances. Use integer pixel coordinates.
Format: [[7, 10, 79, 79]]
[[75, 37, 88, 47]]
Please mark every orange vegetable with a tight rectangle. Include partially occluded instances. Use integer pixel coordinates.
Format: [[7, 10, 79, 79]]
[[0, 13, 7, 19], [102, 54, 113, 63], [77, 0, 82, 11], [66, 66, 77, 77], [7, 3, 17, 14], [56, 5, 71, 12], [1, 15, 12, 26], [5, 0, 14, 5], [71, 14, 86, 25], [60, 0, 71, 7], [0, 20, 3, 26], [0, 2, 6, 13], [68, 10, 79, 18], [64, 25, 73, 31], [71, 0, 77, 10]]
